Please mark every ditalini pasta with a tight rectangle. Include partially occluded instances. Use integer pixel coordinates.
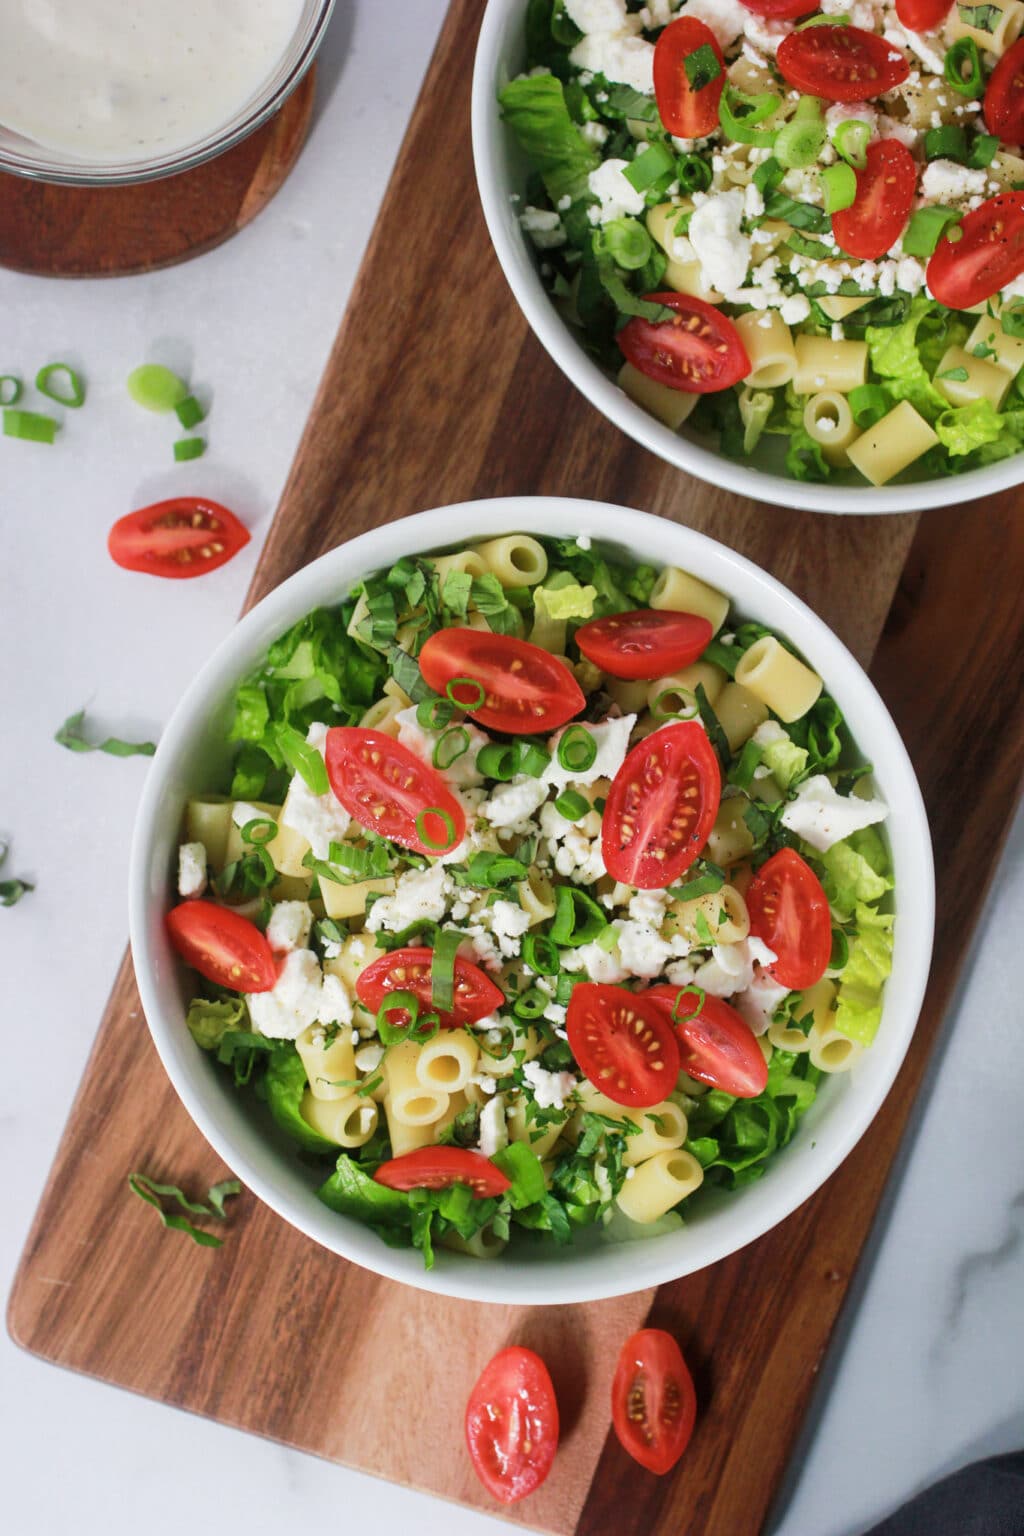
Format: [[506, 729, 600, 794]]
[[500, 3, 1024, 487], [172, 534, 896, 1269]]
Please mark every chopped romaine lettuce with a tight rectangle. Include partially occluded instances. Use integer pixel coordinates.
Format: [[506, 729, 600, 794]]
[[498, 74, 600, 205], [818, 827, 892, 921], [834, 904, 895, 1045]]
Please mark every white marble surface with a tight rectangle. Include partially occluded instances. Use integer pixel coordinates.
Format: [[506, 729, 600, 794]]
[[2, 4, 1022, 1533]]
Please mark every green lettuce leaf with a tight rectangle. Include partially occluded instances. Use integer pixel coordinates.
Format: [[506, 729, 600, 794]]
[[265, 1045, 337, 1155], [317, 1153, 411, 1226], [186, 996, 249, 1050], [498, 74, 600, 205], [935, 397, 1009, 456], [757, 725, 808, 791], [834, 903, 895, 1045], [865, 298, 949, 421], [818, 827, 892, 921], [533, 579, 597, 623]]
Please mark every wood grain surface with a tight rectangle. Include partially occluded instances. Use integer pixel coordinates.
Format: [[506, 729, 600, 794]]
[[8, 5, 1024, 1534], [0, 70, 315, 279]]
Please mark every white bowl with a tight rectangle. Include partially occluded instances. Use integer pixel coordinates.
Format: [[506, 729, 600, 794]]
[[471, 0, 1024, 515], [130, 497, 934, 1303]]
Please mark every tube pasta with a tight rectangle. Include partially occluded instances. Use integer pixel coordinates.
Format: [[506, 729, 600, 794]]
[[184, 798, 233, 870], [517, 868, 557, 926], [645, 203, 722, 300], [713, 680, 770, 749], [617, 361, 701, 430], [507, 1094, 566, 1158], [384, 1040, 451, 1126], [575, 1084, 688, 1164], [606, 676, 652, 714], [935, 345, 1011, 411], [735, 310, 797, 389], [325, 933, 385, 993], [802, 391, 859, 466], [734, 637, 823, 723], [269, 819, 314, 879], [846, 400, 939, 487], [966, 311, 1024, 375], [320, 875, 395, 921], [647, 661, 727, 717], [301, 1090, 379, 1147], [359, 694, 405, 736], [649, 566, 730, 633], [296, 1022, 356, 1103], [223, 801, 284, 868], [816, 294, 872, 322], [431, 549, 487, 584], [415, 1029, 480, 1093], [442, 1226, 507, 1259], [384, 1103, 441, 1156], [706, 795, 756, 865], [793, 335, 868, 395], [990, 148, 1024, 190], [663, 883, 750, 946], [472, 534, 548, 587], [767, 1014, 813, 1053], [615, 1149, 704, 1222], [809, 1019, 864, 1073], [899, 74, 955, 129], [481, 1025, 543, 1079], [948, 0, 1024, 55]]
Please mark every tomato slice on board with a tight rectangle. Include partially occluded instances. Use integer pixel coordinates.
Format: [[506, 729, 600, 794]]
[[611, 1329, 697, 1476], [831, 140, 917, 261], [324, 727, 465, 856], [418, 628, 584, 735], [567, 983, 680, 1108], [984, 37, 1024, 144], [645, 986, 769, 1098], [653, 17, 725, 139], [575, 609, 713, 681], [602, 720, 721, 890], [166, 900, 277, 993], [355, 946, 504, 1028], [746, 847, 832, 992], [373, 1147, 511, 1198], [894, 0, 953, 29], [927, 192, 1024, 308], [776, 26, 910, 101], [107, 497, 249, 578], [617, 294, 751, 395], [466, 1347, 559, 1505]]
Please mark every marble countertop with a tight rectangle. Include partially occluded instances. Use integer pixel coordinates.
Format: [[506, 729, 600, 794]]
[[2, 5, 1022, 1533]]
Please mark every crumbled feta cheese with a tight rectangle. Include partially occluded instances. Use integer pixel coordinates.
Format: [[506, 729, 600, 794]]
[[681, 0, 749, 47], [366, 862, 451, 933], [577, 534, 593, 549], [544, 1003, 568, 1025], [483, 899, 532, 959], [482, 774, 550, 833], [543, 714, 636, 790], [354, 1043, 384, 1074], [395, 706, 488, 788], [231, 800, 265, 828], [735, 972, 791, 1036], [523, 1061, 577, 1110], [628, 888, 669, 927], [565, 0, 629, 31], [279, 722, 350, 857], [580, 120, 609, 148], [921, 159, 989, 207], [780, 293, 811, 325], [177, 841, 207, 898], [780, 774, 888, 852], [587, 158, 647, 224], [247, 949, 325, 1041], [477, 1095, 509, 1158], [520, 205, 567, 249], [616, 919, 674, 978], [540, 801, 607, 883], [744, 180, 765, 221], [884, 21, 945, 77], [562, 941, 626, 983], [689, 191, 751, 296], [266, 900, 314, 954], [319, 972, 353, 1026], [571, 31, 654, 94]]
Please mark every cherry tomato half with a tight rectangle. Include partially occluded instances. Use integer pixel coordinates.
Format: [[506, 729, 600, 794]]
[[927, 192, 1024, 308], [618, 294, 751, 394], [831, 139, 917, 261], [747, 847, 832, 991], [895, 0, 953, 29], [984, 37, 1024, 144], [646, 986, 769, 1098], [324, 727, 466, 856], [653, 17, 725, 139], [567, 983, 680, 1108], [602, 720, 721, 889], [575, 609, 713, 681], [107, 497, 249, 578], [165, 900, 277, 993], [611, 1329, 697, 1476], [355, 946, 504, 1029], [465, 1347, 559, 1504], [776, 25, 910, 102], [373, 1147, 511, 1197], [418, 628, 584, 736], [740, 0, 819, 16]]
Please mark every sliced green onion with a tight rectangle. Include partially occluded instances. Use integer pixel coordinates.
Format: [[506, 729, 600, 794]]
[[623, 140, 676, 193], [274, 723, 329, 795], [557, 724, 597, 773], [433, 725, 470, 771], [924, 124, 968, 162], [127, 363, 187, 412], [944, 38, 985, 98], [901, 205, 962, 259], [3, 408, 58, 444], [596, 924, 620, 952], [417, 696, 455, 730], [671, 985, 706, 1026], [821, 162, 857, 214], [174, 437, 206, 462], [719, 85, 780, 148], [549, 886, 607, 947], [651, 685, 698, 720], [240, 816, 278, 846], [513, 987, 547, 1020], [684, 42, 722, 91], [35, 362, 85, 408], [969, 132, 1000, 168], [376, 989, 420, 1045], [676, 153, 713, 193], [518, 742, 551, 778], [793, 95, 825, 122], [775, 118, 826, 170], [408, 1012, 441, 1045], [463, 850, 527, 886], [832, 119, 871, 170], [731, 738, 762, 792], [174, 394, 206, 429], [431, 928, 463, 1013], [603, 217, 653, 271], [415, 807, 457, 851], [476, 741, 519, 781], [326, 840, 391, 879], [797, 10, 849, 23], [554, 788, 590, 821], [694, 909, 714, 946], [522, 933, 560, 976], [446, 676, 485, 710], [0, 376, 22, 406], [958, 2, 1001, 32]]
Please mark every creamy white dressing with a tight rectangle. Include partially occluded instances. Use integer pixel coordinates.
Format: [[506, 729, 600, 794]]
[[0, 0, 305, 161]]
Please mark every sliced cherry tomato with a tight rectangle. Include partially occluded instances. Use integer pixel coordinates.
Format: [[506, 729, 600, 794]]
[[776, 26, 910, 102], [894, 0, 953, 29], [466, 1347, 559, 1504], [324, 726, 465, 856], [740, 0, 819, 15], [617, 294, 751, 394], [831, 140, 917, 261], [653, 17, 725, 139], [166, 899, 277, 993], [927, 192, 1024, 308], [611, 1329, 696, 1476], [107, 497, 249, 578], [602, 720, 720, 889], [747, 847, 832, 991], [646, 986, 769, 1098], [355, 945, 504, 1028], [575, 609, 713, 681], [373, 1147, 511, 1197], [567, 983, 680, 1108], [418, 628, 584, 735], [984, 37, 1024, 144]]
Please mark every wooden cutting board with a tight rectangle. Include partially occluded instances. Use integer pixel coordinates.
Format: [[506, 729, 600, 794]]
[[9, 5, 1024, 1533]]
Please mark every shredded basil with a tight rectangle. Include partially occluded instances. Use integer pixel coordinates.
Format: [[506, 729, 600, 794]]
[[55, 707, 157, 758]]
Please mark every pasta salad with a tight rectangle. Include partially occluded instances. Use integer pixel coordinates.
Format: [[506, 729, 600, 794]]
[[168, 533, 896, 1267], [499, 0, 1024, 486]]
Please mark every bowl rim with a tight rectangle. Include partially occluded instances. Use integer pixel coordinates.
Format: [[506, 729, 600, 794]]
[[469, 0, 1024, 517], [129, 496, 935, 1305]]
